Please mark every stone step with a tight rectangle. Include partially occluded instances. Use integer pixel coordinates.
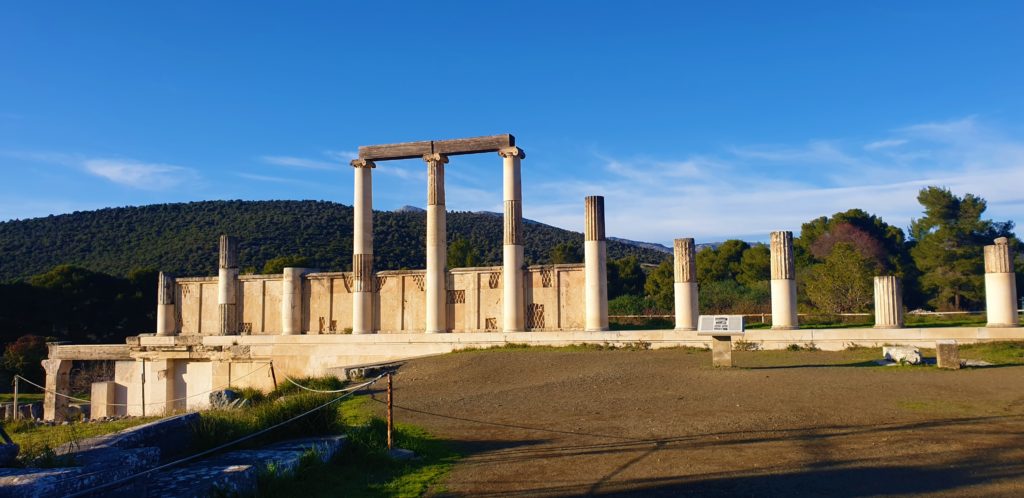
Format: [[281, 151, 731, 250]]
[[143, 435, 347, 498]]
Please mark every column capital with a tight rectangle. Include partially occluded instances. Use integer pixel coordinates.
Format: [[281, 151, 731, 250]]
[[498, 146, 526, 160], [350, 158, 376, 169], [423, 153, 449, 165]]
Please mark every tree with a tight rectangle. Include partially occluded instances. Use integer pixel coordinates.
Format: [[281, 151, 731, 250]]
[[696, 240, 749, 283], [644, 260, 674, 312], [909, 187, 1015, 310], [262, 255, 311, 274], [447, 237, 480, 268], [2, 334, 50, 383], [608, 256, 645, 299], [550, 241, 583, 264], [804, 243, 877, 313], [736, 245, 770, 286]]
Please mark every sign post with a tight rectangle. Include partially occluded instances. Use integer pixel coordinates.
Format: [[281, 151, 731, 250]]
[[697, 315, 745, 367]]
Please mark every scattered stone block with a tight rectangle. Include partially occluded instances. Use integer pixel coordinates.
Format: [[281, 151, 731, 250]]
[[962, 359, 994, 367], [712, 336, 732, 368], [210, 389, 239, 408], [91, 381, 119, 419], [388, 448, 416, 461], [936, 340, 960, 370], [883, 346, 921, 365]]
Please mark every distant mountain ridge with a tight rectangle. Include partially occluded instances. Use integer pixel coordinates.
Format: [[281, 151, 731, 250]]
[[0, 200, 673, 281]]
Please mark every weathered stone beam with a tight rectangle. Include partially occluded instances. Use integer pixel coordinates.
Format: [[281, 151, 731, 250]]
[[47, 344, 132, 361], [359, 134, 515, 161]]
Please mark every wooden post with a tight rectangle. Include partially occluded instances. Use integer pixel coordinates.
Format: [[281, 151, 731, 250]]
[[269, 362, 278, 389], [12, 376, 18, 420], [387, 372, 393, 450]]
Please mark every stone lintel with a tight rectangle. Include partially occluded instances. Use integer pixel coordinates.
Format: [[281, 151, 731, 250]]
[[359, 134, 515, 161]]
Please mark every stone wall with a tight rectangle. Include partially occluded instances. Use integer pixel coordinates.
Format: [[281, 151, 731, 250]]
[[174, 264, 585, 335]]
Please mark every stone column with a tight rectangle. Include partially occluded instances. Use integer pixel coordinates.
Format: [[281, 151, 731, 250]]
[[425, 153, 449, 333], [984, 237, 1019, 327], [500, 147, 526, 332], [281, 267, 306, 335], [584, 196, 609, 331], [218, 235, 239, 335], [873, 276, 904, 328], [351, 158, 376, 334], [42, 358, 71, 422], [156, 272, 178, 336], [770, 231, 798, 329], [673, 238, 698, 331]]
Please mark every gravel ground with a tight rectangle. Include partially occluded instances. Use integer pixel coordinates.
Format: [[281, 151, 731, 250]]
[[367, 348, 1024, 497]]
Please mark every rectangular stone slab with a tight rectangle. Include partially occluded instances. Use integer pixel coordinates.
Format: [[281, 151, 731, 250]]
[[359, 135, 515, 161]]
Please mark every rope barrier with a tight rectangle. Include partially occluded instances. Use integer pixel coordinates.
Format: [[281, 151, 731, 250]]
[[64, 373, 386, 498], [14, 362, 272, 408], [282, 374, 382, 394]]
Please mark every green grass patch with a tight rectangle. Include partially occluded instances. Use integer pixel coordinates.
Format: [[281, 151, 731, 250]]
[[959, 341, 1024, 365], [0, 393, 45, 403], [455, 341, 657, 354], [3, 416, 159, 467]]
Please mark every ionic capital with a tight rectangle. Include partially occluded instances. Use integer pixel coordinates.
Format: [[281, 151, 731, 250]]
[[423, 153, 449, 165], [350, 158, 376, 169], [499, 147, 526, 160]]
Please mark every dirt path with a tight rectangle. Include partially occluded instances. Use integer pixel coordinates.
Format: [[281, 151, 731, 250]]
[[366, 348, 1024, 497]]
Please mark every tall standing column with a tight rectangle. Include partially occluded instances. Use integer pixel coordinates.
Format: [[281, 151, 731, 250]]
[[281, 267, 306, 335], [874, 276, 904, 328], [351, 159, 376, 334], [673, 238, 698, 331], [584, 196, 609, 331], [218, 235, 239, 335], [425, 153, 449, 333], [42, 358, 71, 422], [770, 230, 798, 329], [984, 237, 1019, 327], [156, 272, 177, 336], [500, 147, 526, 332]]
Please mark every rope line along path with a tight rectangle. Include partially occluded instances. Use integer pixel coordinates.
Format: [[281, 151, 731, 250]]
[[14, 362, 273, 408], [64, 373, 387, 498]]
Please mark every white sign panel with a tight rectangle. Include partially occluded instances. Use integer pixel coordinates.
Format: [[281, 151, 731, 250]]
[[697, 315, 745, 336]]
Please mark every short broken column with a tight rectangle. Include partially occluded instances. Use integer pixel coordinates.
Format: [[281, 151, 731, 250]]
[[425, 153, 449, 334], [584, 195, 609, 331], [42, 358, 71, 422], [156, 271, 177, 336], [673, 238, 698, 331], [351, 158, 376, 335], [218, 235, 240, 335], [936, 340, 960, 370], [770, 230, 798, 330], [281, 267, 307, 335], [91, 381, 119, 419], [500, 147, 526, 332], [984, 237, 1019, 327], [873, 276, 904, 328]]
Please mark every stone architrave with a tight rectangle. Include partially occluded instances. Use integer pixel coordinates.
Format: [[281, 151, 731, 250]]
[[584, 196, 609, 331], [873, 276, 904, 328], [500, 147, 526, 332], [42, 358, 72, 422], [351, 158, 376, 334], [156, 272, 177, 336], [281, 268, 307, 335], [770, 231, 798, 329], [984, 237, 1019, 327], [425, 153, 450, 333], [218, 235, 240, 335], [673, 238, 698, 331]]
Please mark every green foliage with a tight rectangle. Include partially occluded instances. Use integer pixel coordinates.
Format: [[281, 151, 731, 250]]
[[262, 255, 311, 274], [549, 240, 583, 264], [696, 240, 749, 282], [607, 255, 644, 299], [736, 245, 770, 286], [2, 335, 50, 383], [909, 187, 1016, 310], [643, 260, 674, 312], [803, 243, 878, 313], [699, 280, 770, 314], [191, 392, 342, 453], [446, 237, 479, 268], [608, 295, 650, 315]]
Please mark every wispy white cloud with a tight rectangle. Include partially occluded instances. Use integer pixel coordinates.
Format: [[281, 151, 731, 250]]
[[260, 155, 337, 170], [83, 159, 197, 190], [236, 173, 322, 188], [864, 139, 908, 150]]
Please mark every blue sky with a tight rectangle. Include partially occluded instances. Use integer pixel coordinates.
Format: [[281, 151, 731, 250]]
[[2, 1, 1022, 244]]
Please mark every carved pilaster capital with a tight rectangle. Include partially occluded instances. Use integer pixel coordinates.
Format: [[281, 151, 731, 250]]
[[350, 158, 376, 169], [422, 153, 449, 165], [499, 147, 525, 160]]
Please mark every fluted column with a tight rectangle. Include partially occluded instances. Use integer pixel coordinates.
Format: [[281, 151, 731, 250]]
[[500, 147, 526, 332], [425, 153, 449, 333], [584, 196, 609, 331], [673, 238, 698, 331], [156, 272, 177, 336], [218, 235, 239, 335], [873, 276, 904, 328], [351, 158, 376, 334], [770, 231, 798, 329], [984, 237, 1019, 327], [281, 267, 306, 335]]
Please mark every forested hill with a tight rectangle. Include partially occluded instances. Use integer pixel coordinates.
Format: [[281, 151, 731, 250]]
[[0, 200, 671, 281]]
